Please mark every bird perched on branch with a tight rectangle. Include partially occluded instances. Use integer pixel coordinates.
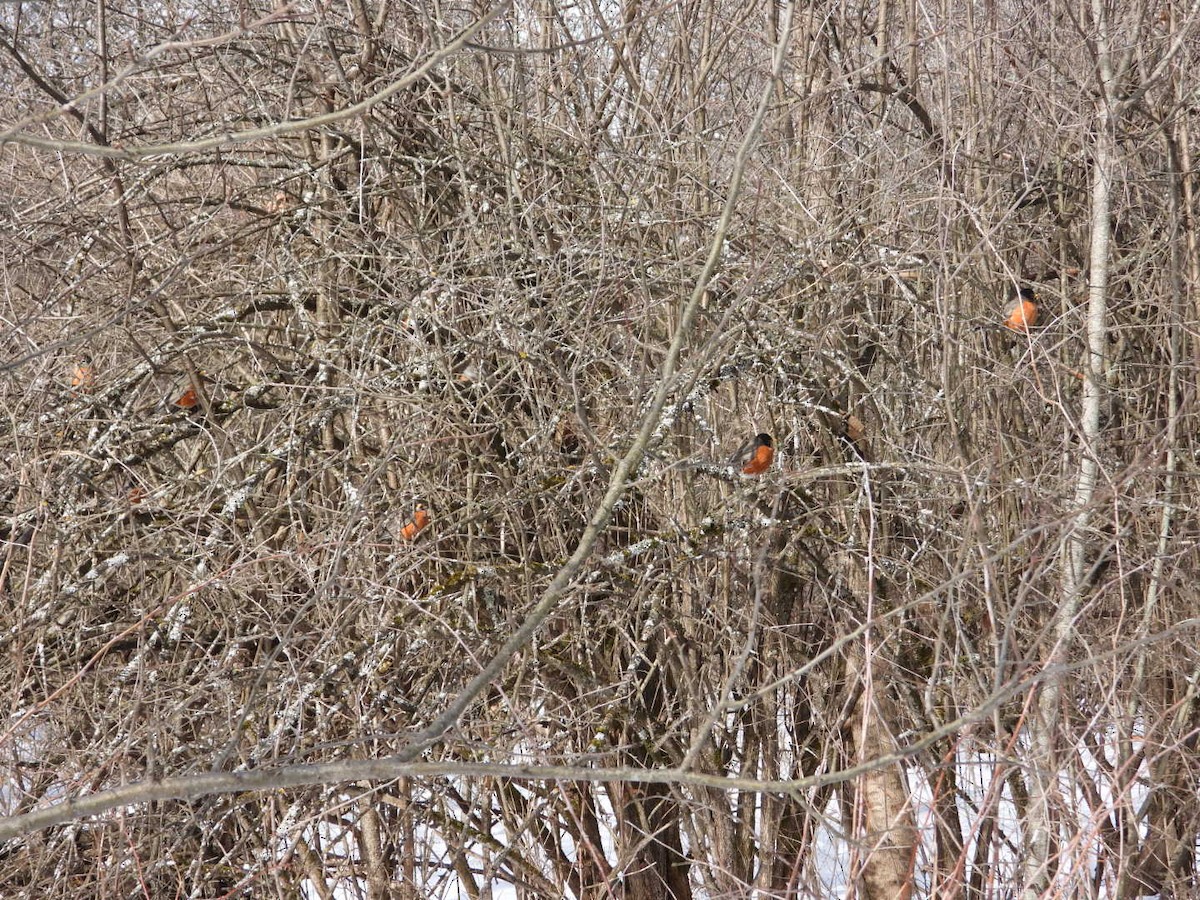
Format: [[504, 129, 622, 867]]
[[1003, 287, 1039, 333], [731, 432, 774, 476], [400, 506, 431, 541], [167, 370, 208, 411], [174, 387, 200, 409], [70, 356, 96, 393]]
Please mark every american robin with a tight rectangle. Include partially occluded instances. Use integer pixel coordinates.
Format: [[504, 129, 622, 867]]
[[844, 414, 866, 444], [174, 387, 200, 409], [399, 506, 431, 541], [1003, 288, 1039, 333], [70, 356, 96, 393], [732, 432, 774, 476]]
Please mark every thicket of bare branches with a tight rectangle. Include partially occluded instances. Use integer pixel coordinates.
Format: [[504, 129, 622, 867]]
[[2, 1, 1199, 897]]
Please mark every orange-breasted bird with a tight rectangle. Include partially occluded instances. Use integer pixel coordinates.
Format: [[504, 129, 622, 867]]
[[174, 387, 200, 409], [1003, 288, 1039, 333], [400, 506, 431, 541], [71, 356, 96, 393], [733, 432, 774, 476]]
